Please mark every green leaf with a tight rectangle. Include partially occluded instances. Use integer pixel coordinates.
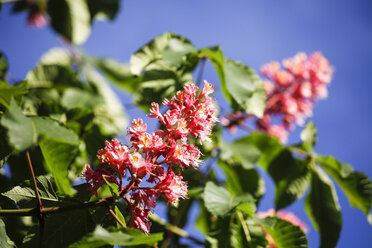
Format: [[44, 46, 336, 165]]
[[255, 216, 308, 248], [39, 137, 77, 196], [26, 64, 76, 88], [91, 58, 141, 93], [23, 208, 95, 248], [0, 81, 28, 109], [317, 155, 372, 216], [133, 69, 180, 110], [1, 99, 37, 151], [224, 59, 266, 117], [274, 158, 310, 210], [241, 132, 284, 170], [87, 0, 120, 21], [130, 32, 197, 75], [204, 182, 249, 216], [0, 52, 8, 80], [47, 0, 91, 44], [305, 166, 342, 248], [85, 66, 128, 135], [39, 47, 72, 66], [0, 218, 14, 248], [61, 88, 103, 109], [218, 160, 265, 201], [70, 226, 163, 247], [219, 137, 261, 169], [300, 121, 317, 151]]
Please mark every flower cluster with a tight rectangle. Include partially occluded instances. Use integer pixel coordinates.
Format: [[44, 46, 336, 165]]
[[221, 52, 333, 143], [83, 82, 216, 233], [257, 209, 308, 248]]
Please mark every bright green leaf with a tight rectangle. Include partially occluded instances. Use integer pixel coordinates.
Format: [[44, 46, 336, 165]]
[[204, 182, 247, 216], [305, 166, 342, 248], [39, 47, 72, 66], [1, 99, 37, 151], [317, 155, 372, 216], [130, 32, 197, 75], [255, 216, 308, 248], [61, 88, 103, 109], [224, 59, 266, 117], [48, 0, 91, 44], [69, 226, 163, 247], [300, 121, 317, 151], [219, 138, 261, 169], [26, 64, 76, 88]]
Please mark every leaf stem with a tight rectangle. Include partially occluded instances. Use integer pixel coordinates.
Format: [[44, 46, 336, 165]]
[[237, 210, 252, 242], [196, 58, 206, 87], [108, 208, 126, 228]]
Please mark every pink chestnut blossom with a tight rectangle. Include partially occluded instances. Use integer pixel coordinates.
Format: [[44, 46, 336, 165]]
[[83, 82, 216, 233]]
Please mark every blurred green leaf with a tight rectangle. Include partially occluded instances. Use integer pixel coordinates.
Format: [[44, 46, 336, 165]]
[[300, 121, 317, 151], [274, 158, 310, 210], [0, 218, 14, 248], [218, 160, 265, 201], [1, 99, 37, 151], [255, 216, 308, 248], [130, 32, 197, 75], [305, 166, 342, 248], [219, 136, 261, 170], [61, 88, 103, 109], [47, 0, 91, 44], [39, 47, 72, 66], [0, 81, 28, 109], [204, 182, 251, 216], [87, 0, 120, 21], [0, 52, 8, 80], [224, 59, 266, 117], [91, 58, 141, 93], [317, 155, 372, 216], [85, 66, 128, 135], [70, 226, 163, 247], [26, 64, 77, 88]]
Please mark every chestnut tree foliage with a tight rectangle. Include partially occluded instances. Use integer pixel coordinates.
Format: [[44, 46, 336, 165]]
[[1, 1, 372, 248]]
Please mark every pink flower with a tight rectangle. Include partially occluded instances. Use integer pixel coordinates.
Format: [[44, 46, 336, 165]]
[[97, 139, 130, 176], [83, 164, 116, 197], [156, 168, 188, 206]]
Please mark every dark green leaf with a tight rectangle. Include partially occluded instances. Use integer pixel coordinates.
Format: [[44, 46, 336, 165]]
[[1, 99, 37, 151], [0, 127, 13, 167], [0, 218, 14, 248], [70, 226, 163, 247], [0, 52, 8, 80], [300, 121, 317, 151], [87, 0, 120, 21], [305, 166, 342, 248], [130, 32, 197, 75], [224, 59, 266, 117], [47, 0, 91, 44], [317, 155, 372, 216], [0, 80, 28, 109], [218, 160, 265, 201], [255, 216, 308, 248], [91, 58, 141, 93], [23, 208, 95, 248], [274, 158, 310, 210]]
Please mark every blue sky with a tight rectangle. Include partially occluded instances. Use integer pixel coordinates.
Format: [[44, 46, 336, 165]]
[[1, 0, 372, 247]]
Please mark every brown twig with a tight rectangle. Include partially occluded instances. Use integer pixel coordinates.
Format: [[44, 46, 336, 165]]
[[108, 208, 126, 228], [26, 152, 44, 247]]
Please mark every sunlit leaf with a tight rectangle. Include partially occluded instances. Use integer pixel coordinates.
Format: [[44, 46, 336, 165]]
[[1, 99, 37, 151], [48, 0, 91, 44], [300, 121, 317, 151]]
